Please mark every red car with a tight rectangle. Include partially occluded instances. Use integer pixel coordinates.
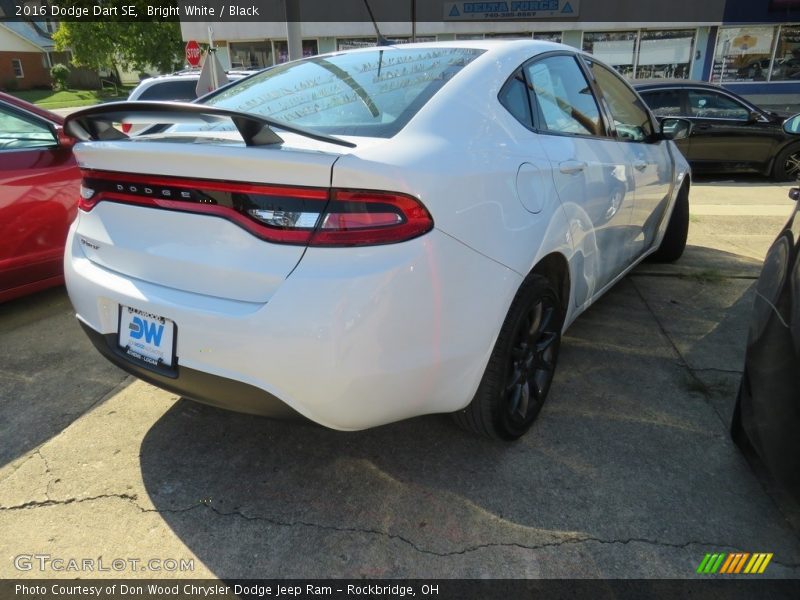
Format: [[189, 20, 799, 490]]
[[0, 92, 80, 302]]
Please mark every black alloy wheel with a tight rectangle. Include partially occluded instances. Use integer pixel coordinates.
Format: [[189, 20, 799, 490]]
[[775, 144, 800, 181], [499, 293, 561, 437], [454, 274, 564, 440], [784, 149, 800, 180]]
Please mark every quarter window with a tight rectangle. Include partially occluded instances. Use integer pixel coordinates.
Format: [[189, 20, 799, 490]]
[[499, 70, 532, 128], [587, 60, 654, 142], [524, 55, 603, 137], [687, 90, 750, 120]]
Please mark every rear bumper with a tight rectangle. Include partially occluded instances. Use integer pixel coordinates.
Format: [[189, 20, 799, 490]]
[[80, 321, 302, 419], [65, 222, 522, 430]]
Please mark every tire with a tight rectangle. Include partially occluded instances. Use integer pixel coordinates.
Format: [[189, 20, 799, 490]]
[[453, 274, 564, 440], [649, 183, 689, 263], [773, 144, 800, 182]]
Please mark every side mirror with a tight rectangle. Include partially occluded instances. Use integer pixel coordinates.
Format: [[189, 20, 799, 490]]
[[784, 114, 800, 135], [660, 118, 692, 141], [747, 111, 762, 124], [55, 125, 76, 148]]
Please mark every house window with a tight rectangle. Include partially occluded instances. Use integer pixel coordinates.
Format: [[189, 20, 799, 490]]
[[12, 59, 24, 78]]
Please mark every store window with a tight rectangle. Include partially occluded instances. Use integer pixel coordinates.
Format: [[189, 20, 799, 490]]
[[386, 36, 437, 44], [583, 31, 637, 78], [485, 32, 532, 39], [229, 41, 272, 69], [455, 34, 484, 40], [636, 30, 695, 79], [11, 58, 24, 78], [534, 32, 563, 43], [771, 25, 800, 81], [273, 40, 320, 64], [711, 26, 777, 82], [336, 38, 377, 51]]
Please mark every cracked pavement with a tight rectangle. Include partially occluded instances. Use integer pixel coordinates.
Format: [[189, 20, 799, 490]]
[[1, 177, 800, 579]]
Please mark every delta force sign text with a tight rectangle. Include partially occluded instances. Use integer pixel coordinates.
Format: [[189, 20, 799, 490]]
[[443, 0, 579, 20]]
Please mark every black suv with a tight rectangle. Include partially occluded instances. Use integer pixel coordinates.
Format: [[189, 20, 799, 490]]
[[635, 80, 800, 180]]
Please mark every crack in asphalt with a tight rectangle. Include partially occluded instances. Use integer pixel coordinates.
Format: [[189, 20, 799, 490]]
[[627, 278, 730, 427], [0, 375, 132, 488], [628, 277, 800, 542], [35, 450, 54, 502], [2, 494, 799, 569], [0, 493, 139, 511]]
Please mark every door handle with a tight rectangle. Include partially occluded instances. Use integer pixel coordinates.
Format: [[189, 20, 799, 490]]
[[634, 160, 647, 172], [559, 160, 587, 175]]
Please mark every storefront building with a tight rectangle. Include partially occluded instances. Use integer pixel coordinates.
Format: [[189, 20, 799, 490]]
[[180, 1, 800, 110]]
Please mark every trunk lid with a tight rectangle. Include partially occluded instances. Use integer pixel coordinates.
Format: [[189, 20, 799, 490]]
[[72, 137, 345, 303]]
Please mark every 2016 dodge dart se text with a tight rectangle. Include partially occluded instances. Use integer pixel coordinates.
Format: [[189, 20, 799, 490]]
[[63, 41, 692, 440]]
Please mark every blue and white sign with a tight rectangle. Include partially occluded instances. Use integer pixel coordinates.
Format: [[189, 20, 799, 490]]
[[119, 305, 176, 368], [443, 0, 579, 20]]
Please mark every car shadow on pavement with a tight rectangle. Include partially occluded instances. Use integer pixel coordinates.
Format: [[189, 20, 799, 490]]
[[0, 287, 130, 467], [136, 245, 800, 578]]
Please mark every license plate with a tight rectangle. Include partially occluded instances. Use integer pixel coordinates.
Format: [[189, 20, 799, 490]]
[[117, 305, 176, 368]]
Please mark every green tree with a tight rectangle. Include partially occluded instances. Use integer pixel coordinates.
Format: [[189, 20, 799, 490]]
[[52, 6, 183, 74]]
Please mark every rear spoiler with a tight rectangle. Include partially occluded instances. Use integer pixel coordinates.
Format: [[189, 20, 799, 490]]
[[63, 101, 357, 148]]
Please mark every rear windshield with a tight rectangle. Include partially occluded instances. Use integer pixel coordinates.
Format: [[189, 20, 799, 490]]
[[202, 47, 484, 138], [136, 79, 199, 101]]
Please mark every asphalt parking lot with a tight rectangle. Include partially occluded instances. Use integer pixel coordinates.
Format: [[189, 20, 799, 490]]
[[1, 177, 800, 579]]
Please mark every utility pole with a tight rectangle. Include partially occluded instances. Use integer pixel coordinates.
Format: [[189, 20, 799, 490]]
[[285, 0, 302, 61], [412, 0, 416, 42]]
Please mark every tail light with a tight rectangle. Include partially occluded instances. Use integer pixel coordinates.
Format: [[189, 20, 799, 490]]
[[78, 171, 433, 247]]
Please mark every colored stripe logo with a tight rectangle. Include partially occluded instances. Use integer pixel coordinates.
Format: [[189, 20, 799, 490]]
[[697, 552, 773, 574]]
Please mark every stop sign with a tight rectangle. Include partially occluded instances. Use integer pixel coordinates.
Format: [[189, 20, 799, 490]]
[[185, 40, 201, 67]]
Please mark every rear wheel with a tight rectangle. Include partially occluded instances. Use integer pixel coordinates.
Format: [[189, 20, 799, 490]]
[[773, 144, 800, 182], [649, 183, 689, 263], [454, 274, 564, 440]]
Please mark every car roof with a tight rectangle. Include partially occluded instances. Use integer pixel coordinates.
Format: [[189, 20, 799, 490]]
[[0, 91, 63, 125]]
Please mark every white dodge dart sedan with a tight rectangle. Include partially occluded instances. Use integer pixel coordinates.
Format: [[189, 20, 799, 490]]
[[63, 41, 691, 440]]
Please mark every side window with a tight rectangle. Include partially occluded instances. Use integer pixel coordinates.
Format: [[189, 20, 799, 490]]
[[586, 59, 654, 142], [499, 70, 532, 128], [640, 89, 684, 117], [687, 90, 749, 120], [0, 105, 56, 150], [524, 55, 603, 137]]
